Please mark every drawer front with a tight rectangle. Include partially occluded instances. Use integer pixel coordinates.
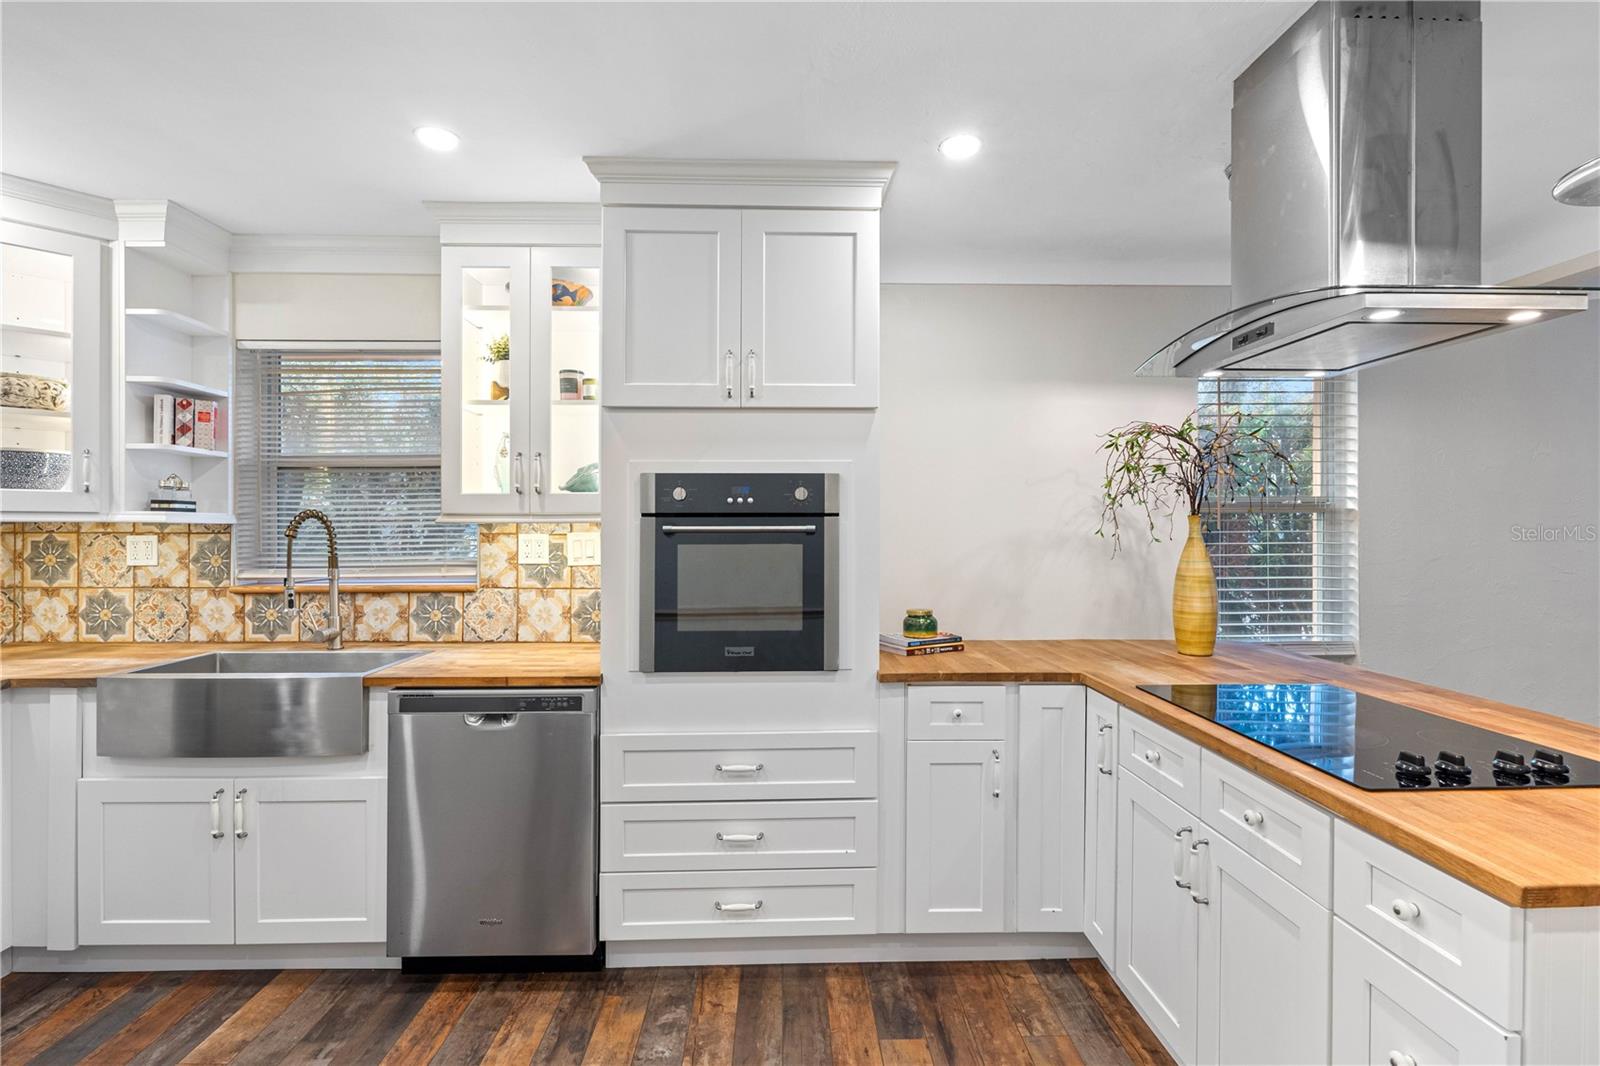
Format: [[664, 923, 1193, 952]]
[[907, 686, 1007, 740], [601, 800, 878, 872], [1119, 706, 1200, 807], [1200, 750, 1333, 905], [600, 868, 878, 941], [601, 732, 878, 802], [1332, 822, 1522, 1029], [1331, 919, 1519, 1066]]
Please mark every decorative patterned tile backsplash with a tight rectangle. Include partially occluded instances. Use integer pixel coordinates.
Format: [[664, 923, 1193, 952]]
[[0, 521, 600, 645]]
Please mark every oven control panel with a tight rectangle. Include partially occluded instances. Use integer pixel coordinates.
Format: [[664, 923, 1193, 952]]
[[643, 473, 836, 515]]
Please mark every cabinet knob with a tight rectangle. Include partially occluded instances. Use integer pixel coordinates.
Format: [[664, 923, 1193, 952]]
[[1241, 808, 1265, 828], [1388, 1052, 1417, 1066], [1144, 749, 1161, 764], [1390, 899, 1421, 922], [951, 708, 964, 720]]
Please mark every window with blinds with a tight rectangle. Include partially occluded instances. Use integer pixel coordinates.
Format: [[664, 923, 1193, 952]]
[[1196, 376, 1358, 654], [234, 346, 477, 580]]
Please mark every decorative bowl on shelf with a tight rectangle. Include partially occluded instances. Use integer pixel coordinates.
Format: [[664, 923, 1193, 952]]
[[1, 448, 72, 490], [551, 280, 594, 307], [1, 371, 69, 411]]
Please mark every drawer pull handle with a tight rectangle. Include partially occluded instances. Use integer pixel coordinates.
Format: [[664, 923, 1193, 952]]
[[715, 763, 764, 774], [1388, 1053, 1416, 1066], [714, 900, 763, 913], [952, 709, 964, 720], [1390, 899, 1421, 922], [1241, 808, 1265, 828], [716, 832, 765, 843], [1144, 749, 1161, 764]]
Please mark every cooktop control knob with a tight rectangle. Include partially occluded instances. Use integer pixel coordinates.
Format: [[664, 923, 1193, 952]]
[[672, 486, 687, 501], [1434, 751, 1472, 778], [1530, 750, 1569, 778], [1491, 750, 1532, 776], [793, 485, 810, 502], [1394, 751, 1431, 777]]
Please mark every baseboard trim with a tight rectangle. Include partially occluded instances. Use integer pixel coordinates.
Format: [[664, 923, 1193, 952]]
[[1, 947, 12, 978], [605, 932, 1095, 968], [7, 942, 399, 972]]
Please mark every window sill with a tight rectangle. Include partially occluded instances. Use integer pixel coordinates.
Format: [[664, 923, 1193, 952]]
[[230, 581, 479, 595]]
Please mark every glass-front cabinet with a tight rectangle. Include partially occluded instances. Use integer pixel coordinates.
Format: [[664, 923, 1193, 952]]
[[440, 244, 600, 518], [0, 221, 104, 514]]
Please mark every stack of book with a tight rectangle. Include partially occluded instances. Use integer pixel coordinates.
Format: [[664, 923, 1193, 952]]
[[879, 631, 965, 656]]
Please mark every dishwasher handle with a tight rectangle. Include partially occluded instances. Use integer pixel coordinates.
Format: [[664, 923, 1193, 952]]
[[463, 713, 520, 728]]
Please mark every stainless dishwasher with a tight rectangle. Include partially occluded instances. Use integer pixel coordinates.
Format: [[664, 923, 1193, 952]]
[[387, 689, 597, 960]]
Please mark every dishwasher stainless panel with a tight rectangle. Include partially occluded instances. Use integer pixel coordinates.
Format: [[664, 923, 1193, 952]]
[[387, 689, 598, 958]]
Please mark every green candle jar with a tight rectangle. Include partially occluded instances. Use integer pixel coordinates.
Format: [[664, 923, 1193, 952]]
[[903, 609, 938, 638]]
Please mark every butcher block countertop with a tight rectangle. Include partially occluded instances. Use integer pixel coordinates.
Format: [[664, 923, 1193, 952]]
[[0, 642, 601, 689], [881, 640, 1600, 909]]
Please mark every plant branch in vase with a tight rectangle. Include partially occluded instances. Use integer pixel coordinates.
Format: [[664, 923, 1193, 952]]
[[1096, 409, 1298, 656], [483, 334, 511, 401]]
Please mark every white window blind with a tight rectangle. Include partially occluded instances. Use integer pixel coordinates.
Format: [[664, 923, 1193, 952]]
[[235, 346, 477, 580], [1197, 376, 1358, 654]]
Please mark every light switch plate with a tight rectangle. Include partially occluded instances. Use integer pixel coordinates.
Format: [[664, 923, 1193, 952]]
[[518, 531, 550, 565], [126, 534, 158, 567], [567, 530, 601, 566]]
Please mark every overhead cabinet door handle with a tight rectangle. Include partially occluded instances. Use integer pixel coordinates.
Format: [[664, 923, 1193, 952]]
[[725, 349, 735, 400], [234, 788, 249, 839], [512, 452, 524, 495], [746, 349, 756, 399], [210, 788, 225, 839]]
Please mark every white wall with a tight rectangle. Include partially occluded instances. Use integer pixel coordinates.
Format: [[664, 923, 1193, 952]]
[[233, 273, 439, 341], [1360, 308, 1600, 724], [878, 284, 1227, 638]]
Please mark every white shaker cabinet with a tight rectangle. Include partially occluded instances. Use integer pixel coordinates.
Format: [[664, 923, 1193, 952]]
[[1015, 685, 1085, 933], [77, 777, 235, 945], [1083, 689, 1118, 959], [904, 739, 1005, 933]]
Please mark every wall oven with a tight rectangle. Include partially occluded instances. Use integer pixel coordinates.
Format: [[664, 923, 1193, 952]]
[[640, 472, 840, 673]]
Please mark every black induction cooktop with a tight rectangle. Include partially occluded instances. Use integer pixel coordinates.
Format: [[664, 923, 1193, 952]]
[[1137, 683, 1600, 791]]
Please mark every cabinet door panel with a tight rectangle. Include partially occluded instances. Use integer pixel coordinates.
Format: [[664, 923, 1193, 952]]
[[1017, 686, 1085, 932], [602, 207, 740, 407], [77, 778, 233, 945], [234, 776, 385, 944], [1115, 771, 1198, 1063], [1196, 831, 1331, 1065], [533, 247, 602, 513], [1083, 691, 1118, 959], [741, 210, 877, 407], [905, 740, 1004, 933]]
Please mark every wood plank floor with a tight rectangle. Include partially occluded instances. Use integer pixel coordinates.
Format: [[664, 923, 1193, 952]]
[[1, 959, 1173, 1066]]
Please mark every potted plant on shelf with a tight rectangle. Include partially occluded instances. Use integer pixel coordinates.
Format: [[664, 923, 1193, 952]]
[[1097, 409, 1297, 656], [484, 335, 511, 400]]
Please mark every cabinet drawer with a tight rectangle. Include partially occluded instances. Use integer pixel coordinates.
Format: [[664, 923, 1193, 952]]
[[601, 800, 878, 872], [907, 686, 1006, 740], [1333, 822, 1522, 1029], [601, 732, 877, 802], [1331, 919, 1518, 1066], [599, 868, 878, 941], [1119, 706, 1200, 807], [1200, 750, 1332, 905]]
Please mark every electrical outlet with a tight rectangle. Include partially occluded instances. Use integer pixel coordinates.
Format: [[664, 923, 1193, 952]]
[[126, 534, 158, 567], [518, 531, 550, 565], [567, 530, 601, 566]]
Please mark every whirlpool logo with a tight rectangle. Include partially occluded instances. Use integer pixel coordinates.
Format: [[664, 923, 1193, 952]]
[[724, 646, 756, 658]]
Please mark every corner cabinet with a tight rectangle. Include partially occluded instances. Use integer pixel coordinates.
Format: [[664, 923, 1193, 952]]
[[587, 158, 892, 410]]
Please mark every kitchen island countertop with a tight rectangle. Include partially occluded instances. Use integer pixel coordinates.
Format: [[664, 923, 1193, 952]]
[[881, 639, 1600, 909]]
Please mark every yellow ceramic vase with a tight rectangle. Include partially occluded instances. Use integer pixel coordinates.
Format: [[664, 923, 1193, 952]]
[[1173, 514, 1218, 656]]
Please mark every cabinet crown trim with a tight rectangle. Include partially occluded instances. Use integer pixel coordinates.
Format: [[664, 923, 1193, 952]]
[[115, 199, 232, 274], [584, 157, 896, 209], [2, 173, 118, 240]]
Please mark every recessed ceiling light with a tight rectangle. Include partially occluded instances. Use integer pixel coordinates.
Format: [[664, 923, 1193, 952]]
[[1506, 309, 1543, 323], [1200, 370, 1224, 379], [414, 126, 460, 152], [1305, 370, 1327, 378], [1366, 309, 1403, 321], [938, 133, 982, 160]]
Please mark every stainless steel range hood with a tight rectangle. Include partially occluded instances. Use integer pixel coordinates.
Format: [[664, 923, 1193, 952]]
[[1139, 1, 1593, 378]]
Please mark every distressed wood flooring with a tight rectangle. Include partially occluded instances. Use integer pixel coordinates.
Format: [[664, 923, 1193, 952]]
[[1, 958, 1173, 1065]]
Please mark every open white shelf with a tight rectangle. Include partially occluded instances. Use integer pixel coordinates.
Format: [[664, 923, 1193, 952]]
[[1, 407, 72, 429], [465, 397, 510, 407], [552, 398, 599, 405], [2, 321, 72, 338], [125, 306, 228, 337], [111, 510, 234, 525], [126, 374, 230, 400], [125, 442, 230, 460]]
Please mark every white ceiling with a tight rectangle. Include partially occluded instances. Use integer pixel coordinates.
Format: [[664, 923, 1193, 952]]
[[3, 2, 1596, 284]]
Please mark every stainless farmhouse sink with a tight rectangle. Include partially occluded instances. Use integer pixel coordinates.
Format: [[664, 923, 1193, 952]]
[[96, 649, 422, 758]]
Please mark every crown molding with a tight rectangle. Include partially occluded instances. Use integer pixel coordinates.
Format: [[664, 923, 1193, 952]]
[[230, 234, 442, 274], [0, 174, 118, 240], [423, 201, 600, 247], [583, 157, 896, 210], [115, 199, 232, 275]]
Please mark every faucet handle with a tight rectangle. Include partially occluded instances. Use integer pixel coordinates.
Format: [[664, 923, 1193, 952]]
[[282, 580, 297, 612]]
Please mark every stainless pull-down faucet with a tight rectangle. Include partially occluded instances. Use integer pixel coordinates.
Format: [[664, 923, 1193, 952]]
[[283, 509, 342, 650]]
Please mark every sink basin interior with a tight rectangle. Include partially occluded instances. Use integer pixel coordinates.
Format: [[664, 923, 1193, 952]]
[[130, 649, 423, 676]]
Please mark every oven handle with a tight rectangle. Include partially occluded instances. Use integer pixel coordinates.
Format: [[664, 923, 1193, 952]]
[[660, 525, 818, 535]]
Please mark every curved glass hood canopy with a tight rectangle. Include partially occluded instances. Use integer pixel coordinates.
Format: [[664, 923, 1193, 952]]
[[1140, 1, 1597, 379]]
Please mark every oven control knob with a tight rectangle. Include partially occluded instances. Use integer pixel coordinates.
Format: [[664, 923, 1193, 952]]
[[672, 486, 687, 501], [793, 486, 810, 502]]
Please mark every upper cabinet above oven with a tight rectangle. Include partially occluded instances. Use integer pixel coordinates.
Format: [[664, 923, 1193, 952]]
[[586, 159, 894, 411]]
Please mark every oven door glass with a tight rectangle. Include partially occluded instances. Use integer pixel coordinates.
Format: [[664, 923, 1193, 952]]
[[651, 519, 826, 671]]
